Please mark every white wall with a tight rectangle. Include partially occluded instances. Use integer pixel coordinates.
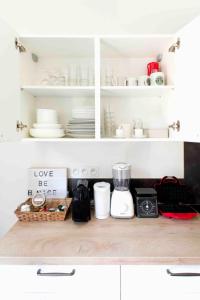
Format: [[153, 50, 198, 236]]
[[0, 0, 200, 35], [0, 141, 183, 238]]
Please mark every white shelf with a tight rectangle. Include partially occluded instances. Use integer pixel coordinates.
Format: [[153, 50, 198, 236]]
[[22, 138, 97, 142], [21, 86, 95, 97], [22, 137, 178, 142], [101, 86, 175, 97]]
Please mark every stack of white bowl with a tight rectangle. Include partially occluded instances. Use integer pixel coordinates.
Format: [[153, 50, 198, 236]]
[[30, 109, 65, 138]]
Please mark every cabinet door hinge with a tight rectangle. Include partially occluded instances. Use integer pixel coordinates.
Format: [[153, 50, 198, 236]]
[[15, 38, 26, 53], [168, 38, 180, 53], [16, 121, 27, 132], [168, 120, 180, 132]]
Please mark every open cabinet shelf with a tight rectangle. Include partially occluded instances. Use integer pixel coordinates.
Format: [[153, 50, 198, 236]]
[[21, 85, 95, 97], [22, 137, 176, 142], [101, 86, 175, 97]]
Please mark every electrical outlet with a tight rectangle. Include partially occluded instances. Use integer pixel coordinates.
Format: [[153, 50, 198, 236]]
[[70, 166, 99, 178]]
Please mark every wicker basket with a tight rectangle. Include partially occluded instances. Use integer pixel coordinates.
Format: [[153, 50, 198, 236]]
[[15, 198, 72, 222]]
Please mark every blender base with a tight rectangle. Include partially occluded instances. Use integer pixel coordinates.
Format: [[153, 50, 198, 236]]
[[111, 190, 134, 219]]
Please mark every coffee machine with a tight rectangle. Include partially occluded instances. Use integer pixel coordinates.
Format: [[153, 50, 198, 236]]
[[111, 163, 134, 218], [72, 180, 91, 222]]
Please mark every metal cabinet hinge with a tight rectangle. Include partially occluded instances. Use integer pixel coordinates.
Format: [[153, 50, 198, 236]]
[[168, 120, 180, 132], [15, 38, 26, 53], [168, 38, 180, 53], [16, 121, 27, 131]]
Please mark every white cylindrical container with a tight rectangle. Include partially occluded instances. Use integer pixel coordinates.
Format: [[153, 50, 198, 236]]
[[93, 182, 110, 219], [37, 109, 58, 124]]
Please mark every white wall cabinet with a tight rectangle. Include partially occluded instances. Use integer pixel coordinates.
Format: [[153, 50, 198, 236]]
[[0, 265, 120, 300], [0, 17, 200, 142], [121, 265, 200, 300]]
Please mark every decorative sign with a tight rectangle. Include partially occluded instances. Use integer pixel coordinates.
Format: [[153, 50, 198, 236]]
[[28, 168, 67, 199]]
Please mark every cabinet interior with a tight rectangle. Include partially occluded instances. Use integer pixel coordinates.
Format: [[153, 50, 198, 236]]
[[18, 35, 176, 140]]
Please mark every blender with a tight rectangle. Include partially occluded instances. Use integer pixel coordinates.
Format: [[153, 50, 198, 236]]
[[111, 162, 134, 218]]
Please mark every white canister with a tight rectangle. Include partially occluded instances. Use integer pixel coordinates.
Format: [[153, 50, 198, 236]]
[[93, 182, 110, 219], [37, 109, 58, 124]]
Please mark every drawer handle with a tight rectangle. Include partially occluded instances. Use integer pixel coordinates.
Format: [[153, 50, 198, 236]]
[[167, 269, 200, 277], [37, 268, 75, 277]]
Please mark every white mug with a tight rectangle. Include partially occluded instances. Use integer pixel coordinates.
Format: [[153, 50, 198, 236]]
[[120, 123, 132, 138], [116, 126, 125, 138], [150, 72, 165, 86], [126, 77, 137, 86], [137, 75, 150, 86]]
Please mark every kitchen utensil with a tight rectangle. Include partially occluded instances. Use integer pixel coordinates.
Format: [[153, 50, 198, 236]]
[[111, 162, 134, 219], [37, 109, 58, 124], [134, 188, 158, 218], [72, 181, 91, 222], [150, 72, 165, 86], [93, 182, 110, 219], [29, 128, 65, 138], [147, 62, 159, 76]]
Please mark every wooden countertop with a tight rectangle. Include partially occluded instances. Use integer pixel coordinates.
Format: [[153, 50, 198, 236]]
[[0, 216, 200, 265]]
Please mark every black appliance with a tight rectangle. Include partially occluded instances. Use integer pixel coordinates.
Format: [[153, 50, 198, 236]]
[[154, 176, 197, 219], [72, 181, 91, 222], [134, 188, 158, 218]]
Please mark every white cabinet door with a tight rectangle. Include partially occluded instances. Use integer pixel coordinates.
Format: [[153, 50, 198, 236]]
[[0, 265, 120, 300], [121, 265, 200, 300], [0, 19, 21, 142], [173, 16, 200, 142]]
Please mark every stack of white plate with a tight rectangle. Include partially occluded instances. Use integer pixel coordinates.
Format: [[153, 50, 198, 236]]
[[66, 107, 95, 138], [72, 107, 95, 119], [29, 109, 65, 138]]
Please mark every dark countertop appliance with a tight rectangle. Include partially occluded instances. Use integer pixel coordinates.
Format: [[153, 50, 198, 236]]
[[72, 180, 91, 222], [134, 188, 158, 218], [154, 176, 198, 219]]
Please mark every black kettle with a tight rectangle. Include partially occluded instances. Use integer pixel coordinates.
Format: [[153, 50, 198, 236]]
[[72, 181, 91, 222]]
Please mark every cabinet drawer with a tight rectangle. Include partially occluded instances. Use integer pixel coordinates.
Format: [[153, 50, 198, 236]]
[[121, 265, 200, 300], [0, 265, 120, 300]]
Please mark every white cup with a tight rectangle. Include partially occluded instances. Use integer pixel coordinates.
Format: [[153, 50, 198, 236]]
[[134, 128, 144, 137], [126, 77, 137, 86], [120, 123, 132, 138], [116, 127, 124, 138], [94, 182, 110, 219], [150, 72, 165, 86], [137, 75, 150, 86], [37, 109, 58, 124]]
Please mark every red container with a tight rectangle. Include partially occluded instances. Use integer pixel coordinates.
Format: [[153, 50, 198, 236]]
[[147, 62, 159, 76]]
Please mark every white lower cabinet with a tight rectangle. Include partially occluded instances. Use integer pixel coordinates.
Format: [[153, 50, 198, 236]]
[[0, 265, 120, 300], [121, 265, 200, 300]]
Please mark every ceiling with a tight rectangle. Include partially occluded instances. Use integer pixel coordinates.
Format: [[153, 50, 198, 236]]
[[0, 0, 200, 35]]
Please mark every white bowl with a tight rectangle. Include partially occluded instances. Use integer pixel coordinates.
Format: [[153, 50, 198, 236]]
[[37, 109, 58, 124], [30, 128, 65, 138], [33, 123, 62, 129]]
